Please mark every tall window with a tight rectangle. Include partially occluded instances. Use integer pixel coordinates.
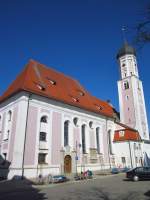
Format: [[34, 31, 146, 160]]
[[81, 125, 86, 154], [96, 127, 100, 154], [108, 130, 113, 155], [40, 116, 48, 123], [64, 120, 69, 147]]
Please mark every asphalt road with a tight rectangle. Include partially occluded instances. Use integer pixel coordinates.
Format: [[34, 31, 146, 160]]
[[0, 174, 150, 200]]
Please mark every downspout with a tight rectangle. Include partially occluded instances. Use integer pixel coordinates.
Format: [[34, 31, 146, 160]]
[[128, 140, 133, 168], [21, 93, 32, 179]]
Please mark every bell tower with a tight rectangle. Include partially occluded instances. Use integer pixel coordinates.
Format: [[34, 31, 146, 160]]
[[117, 42, 149, 140]]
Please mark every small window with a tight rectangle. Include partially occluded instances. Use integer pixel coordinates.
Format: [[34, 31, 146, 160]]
[[36, 84, 45, 91], [126, 95, 129, 100], [38, 153, 47, 164], [47, 77, 56, 85], [119, 130, 124, 137], [94, 104, 103, 111], [72, 97, 79, 102], [121, 157, 126, 164], [78, 91, 84, 96], [128, 107, 130, 111], [39, 132, 47, 141], [40, 116, 48, 123], [124, 81, 129, 90]]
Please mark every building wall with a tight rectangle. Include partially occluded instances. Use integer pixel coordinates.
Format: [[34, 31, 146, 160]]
[[0, 92, 116, 179], [113, 141, 143, 168]]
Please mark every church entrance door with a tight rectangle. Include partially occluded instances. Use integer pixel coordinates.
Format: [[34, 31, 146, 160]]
[[64, 155, 72, 174]]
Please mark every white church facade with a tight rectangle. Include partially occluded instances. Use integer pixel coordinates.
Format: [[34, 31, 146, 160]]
[[0, 43, 149, 179]]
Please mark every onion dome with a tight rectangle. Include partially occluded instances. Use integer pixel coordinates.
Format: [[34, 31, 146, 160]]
[[116, 42, 136, 59]]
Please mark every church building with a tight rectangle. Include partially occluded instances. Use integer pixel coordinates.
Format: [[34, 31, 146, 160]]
[[0, 43, 149, 179]]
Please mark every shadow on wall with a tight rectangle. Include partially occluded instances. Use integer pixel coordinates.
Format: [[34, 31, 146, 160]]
[[0, 178, 47, 200], [0, 154, 11, 180]]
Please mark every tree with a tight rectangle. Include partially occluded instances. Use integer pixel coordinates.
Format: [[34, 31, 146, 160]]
[[134, 5, 150, 47]]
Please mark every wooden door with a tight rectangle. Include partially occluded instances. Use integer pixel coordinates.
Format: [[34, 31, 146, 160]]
[[64, 155, 72, 174]]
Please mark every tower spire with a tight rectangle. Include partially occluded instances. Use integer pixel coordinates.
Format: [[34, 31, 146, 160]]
[[121, 26, 127, 44]]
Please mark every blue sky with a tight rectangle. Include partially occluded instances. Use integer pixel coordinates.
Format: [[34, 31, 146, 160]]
[[0, 0, 150, 125]]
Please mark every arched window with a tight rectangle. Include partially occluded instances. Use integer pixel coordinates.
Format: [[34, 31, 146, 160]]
[[64, 120, 69, 147], [81, 124, 86, 154], [96, 127, 100, 154], [8, 110, 12, 121], [108, 130, 113, 155], [40, 116, 48, 123]]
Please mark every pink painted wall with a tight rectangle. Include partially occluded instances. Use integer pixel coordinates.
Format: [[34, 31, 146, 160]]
[[121, 80, 136, 127], [41, 109, 50, 114], [8, 106, 18, 162], [3, 143, 8, 150], [89, 130, 95, 148], [24, 106, 38, 165], [73, 127, 81, 162], [51, 112, 62, 165]]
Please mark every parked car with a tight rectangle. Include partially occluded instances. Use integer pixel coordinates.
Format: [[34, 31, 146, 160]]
[[120, 167, 131, 173], [111, 167, 120, 174], [126, 167, 150, 181], [51, 175, 68, 183]]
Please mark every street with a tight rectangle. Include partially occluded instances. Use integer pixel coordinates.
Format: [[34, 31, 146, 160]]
[[0, 174, 150, 200]]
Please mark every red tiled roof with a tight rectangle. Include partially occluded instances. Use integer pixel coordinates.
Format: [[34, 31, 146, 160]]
[[113, 129, 141, 142], [115, 122, 137, 131], [0, 60, 115, 118]]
